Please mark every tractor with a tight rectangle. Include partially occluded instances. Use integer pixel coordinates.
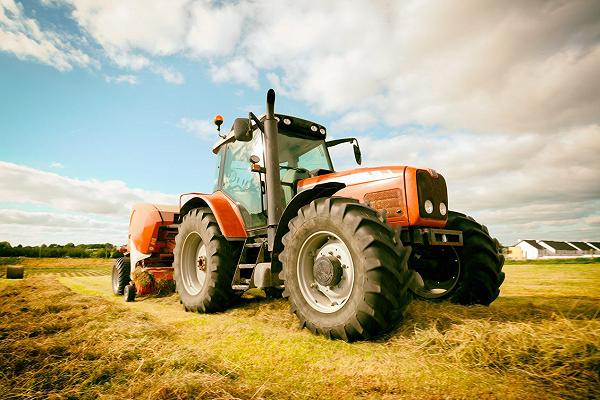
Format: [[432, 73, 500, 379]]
[[112, 89, 505, 341]]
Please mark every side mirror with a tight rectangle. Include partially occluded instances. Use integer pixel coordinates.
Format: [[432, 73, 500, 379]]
[[233, 118, 253, 142], [353, 141, 362, 165]]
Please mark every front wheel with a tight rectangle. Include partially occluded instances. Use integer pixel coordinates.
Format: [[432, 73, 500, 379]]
[[173, 208, 236, 313], [279, 197, 413, 341], [410, 211, 505, 305]]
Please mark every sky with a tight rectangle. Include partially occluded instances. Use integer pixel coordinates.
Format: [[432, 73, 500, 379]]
[[0, 0, 599, 247]]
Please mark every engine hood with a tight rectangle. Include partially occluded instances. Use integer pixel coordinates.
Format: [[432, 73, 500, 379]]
[[298, 166, 407, 190]]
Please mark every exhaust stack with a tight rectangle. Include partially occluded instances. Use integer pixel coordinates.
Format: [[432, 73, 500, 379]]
[[264, 89, 282, 250]]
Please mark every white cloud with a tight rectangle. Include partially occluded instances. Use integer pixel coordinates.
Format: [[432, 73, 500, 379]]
[[0, 161, 178, 245], [151, 65, 184, 84], [185, 0, 246, 57], [209, 57, 258, 88], [0, 0, 93, 71], [331, 111, 378, 133], [0, 161, 177, 216], [59, 1, 600, 134], [49, 161, 64, 168], [0, 208, 125, 230], [104, 74, 138, 85], [177, 117, 218, 140], [0, 209, 127, 245]]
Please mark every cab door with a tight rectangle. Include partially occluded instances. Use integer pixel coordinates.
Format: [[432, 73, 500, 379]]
[[220, 131, 267, 229]]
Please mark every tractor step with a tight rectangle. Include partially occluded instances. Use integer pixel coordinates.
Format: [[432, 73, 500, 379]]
[[244, 242, 264, 248]]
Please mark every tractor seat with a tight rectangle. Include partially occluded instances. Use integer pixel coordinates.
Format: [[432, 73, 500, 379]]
[[281, 168, 311, 205], [310, 168, 334, 177]]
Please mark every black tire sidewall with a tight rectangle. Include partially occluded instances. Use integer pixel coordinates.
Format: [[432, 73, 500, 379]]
[[174, 216, 214, 308]]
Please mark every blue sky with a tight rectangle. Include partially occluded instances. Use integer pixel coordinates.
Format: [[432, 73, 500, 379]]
[[1, 0, 599, 246]]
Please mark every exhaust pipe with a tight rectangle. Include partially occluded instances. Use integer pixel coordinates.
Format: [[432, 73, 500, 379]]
[[264, 89, 282, 250]]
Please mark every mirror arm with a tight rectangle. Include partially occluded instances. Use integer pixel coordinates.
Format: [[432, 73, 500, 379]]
[[249, 112, 264, 133], [326, 137, 356, 147]]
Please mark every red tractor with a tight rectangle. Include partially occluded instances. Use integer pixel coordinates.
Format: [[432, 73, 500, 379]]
[[112, 89, 504, 341]]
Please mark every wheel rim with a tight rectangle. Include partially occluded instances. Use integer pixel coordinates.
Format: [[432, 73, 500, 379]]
[[411, 246, 461, 299], [297, 230, 355, 313], [181, 231, 207, 295]]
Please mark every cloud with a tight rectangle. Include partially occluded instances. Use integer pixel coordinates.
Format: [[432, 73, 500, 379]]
[[0, 161, 177, 216], [59, 0, 600, 135], [177, 117, 218, 140], [0, 208, 126, 230], [50, 161, 64, 168], [0, 161, 179, 245], [151, 65, 184, 84], [0, 0, 94, 71], [209, 57, 258, 88], [104, 74, 138, 84], [0, 209, 127, 245]]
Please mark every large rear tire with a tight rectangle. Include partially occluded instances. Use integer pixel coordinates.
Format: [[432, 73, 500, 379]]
[[111, 257, 130, 295], [279, 197, 413, 341], [173, 208, 236, 313], [411, 211, 505, 305]]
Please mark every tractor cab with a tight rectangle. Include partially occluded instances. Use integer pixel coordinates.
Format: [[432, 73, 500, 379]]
[[212, 114, 358, 230]]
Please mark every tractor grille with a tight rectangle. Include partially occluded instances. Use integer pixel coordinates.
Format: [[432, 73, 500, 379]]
[[416, 170, 448, 221], [364, 188, 405, 217]]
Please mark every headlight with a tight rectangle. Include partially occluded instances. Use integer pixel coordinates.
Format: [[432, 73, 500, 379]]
[[424, 200, 434, 214], [283, 117, 292, 125], [439, 202, 447, 216]]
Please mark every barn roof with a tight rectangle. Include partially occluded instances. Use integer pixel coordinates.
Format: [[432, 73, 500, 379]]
[[521, 240, 545, 250], [588, 242, 600, 250], [540, 240, 578, 251], [569, 242, 594, 251]]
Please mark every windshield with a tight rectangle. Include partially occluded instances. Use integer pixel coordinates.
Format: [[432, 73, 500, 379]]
[[278, 133, 332, 171]]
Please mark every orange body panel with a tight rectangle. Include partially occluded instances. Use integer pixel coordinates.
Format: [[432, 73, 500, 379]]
[[403, 167, 447, 228], [180, 191, 247, 239], [298, 166, 447, 228], [129, 203, 179, 254]]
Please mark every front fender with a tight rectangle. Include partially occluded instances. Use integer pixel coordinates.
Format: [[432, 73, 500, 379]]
[[271, 182, 345, 273], [180, 191, 247, 239]]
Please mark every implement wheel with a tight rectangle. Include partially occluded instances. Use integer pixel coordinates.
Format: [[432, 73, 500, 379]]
[[410, 211, 505, 305], [173, 208, 236, 313], [279, 197, 413, 341], [111, 257, 130, 295]]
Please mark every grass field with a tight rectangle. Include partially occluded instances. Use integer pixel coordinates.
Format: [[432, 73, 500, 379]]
[[0, 258, 598, 399]]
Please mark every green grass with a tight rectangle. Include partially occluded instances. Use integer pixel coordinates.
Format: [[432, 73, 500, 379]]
[[0, 262, 598, 399]]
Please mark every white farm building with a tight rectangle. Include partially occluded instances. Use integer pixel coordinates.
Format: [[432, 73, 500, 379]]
[[506, 240, 600, 260]]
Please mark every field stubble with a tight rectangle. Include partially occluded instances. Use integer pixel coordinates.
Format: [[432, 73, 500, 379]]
[[0, 259, 598, 399]]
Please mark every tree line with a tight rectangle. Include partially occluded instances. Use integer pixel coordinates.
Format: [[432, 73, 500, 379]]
[[0, 242, 123, 258]]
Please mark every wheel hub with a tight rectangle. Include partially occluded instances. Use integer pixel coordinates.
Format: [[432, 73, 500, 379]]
[[313, 255, 343, 287]]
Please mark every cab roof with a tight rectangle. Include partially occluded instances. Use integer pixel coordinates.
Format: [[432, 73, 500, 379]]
[[212, 113, 327, 154]]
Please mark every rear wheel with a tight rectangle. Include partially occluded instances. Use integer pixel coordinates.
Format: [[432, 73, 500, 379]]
[[111, 257, 130, 295], [279, 197, 413, 341], [410, 211, 505, 305], [173, 208, 236, 313]]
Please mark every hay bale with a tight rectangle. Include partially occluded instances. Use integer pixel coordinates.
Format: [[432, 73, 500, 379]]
[[6, 265, 24, 279]]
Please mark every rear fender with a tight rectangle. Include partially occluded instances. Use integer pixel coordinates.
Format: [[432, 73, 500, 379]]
[[179, 191, 247, 240]]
